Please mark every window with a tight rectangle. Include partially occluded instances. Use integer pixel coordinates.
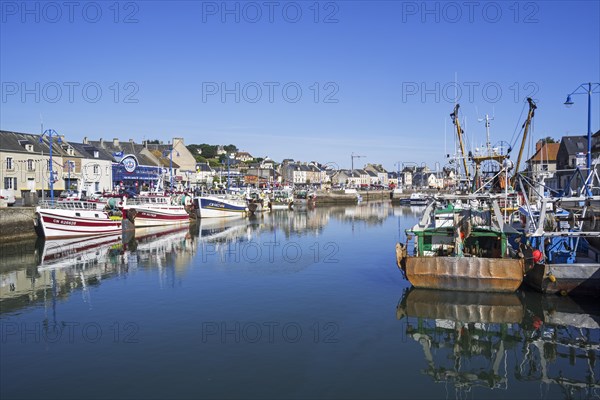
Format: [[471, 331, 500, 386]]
[[93, 164, 99, 174], [47, 160, 52, 170], [94, 151, 99, 158], [4, 177, 17, 189], [5, 158, 13, 170], [27, 159, 34, 171]]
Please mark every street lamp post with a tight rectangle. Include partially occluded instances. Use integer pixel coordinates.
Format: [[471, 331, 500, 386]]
[[564, 82, 600, 171], [394, 161, 401, 188], [227, 154, 232, 191], [169, 142, 174, 189], [39, 129, 61, 201]]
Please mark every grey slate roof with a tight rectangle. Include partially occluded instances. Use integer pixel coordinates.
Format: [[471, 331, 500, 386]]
[[88, 139, 159, 167], [561, 135, 588, 155], [196, 163, 213, 172], [1, 130, 66, 155], [69, 142, 115, 161]]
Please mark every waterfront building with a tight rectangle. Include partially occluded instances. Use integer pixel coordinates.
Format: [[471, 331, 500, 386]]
[[0, 130, 112, 200], [387, 172, 399, 188], [525, 140, 560, 190], [364, 163, 389, 186], [555, 135, 589, 193], [69, 141, 114, 193], [235, 151, 253, 162], [1, 130, 66, 199]]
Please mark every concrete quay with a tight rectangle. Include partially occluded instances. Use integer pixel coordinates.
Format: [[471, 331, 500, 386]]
[[0, 207, 37, 242]]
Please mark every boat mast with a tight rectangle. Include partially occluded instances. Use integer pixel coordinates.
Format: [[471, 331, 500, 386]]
[[450, 104, 470, 184], [511, 97, 537, 187]]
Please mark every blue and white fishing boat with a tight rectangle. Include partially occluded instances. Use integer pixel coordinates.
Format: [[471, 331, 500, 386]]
[[193, 190, 248, 218], [514, 163, 600, 297]]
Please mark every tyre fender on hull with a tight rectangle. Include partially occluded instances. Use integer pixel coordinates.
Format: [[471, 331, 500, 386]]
[[127, 209, 137, 223]]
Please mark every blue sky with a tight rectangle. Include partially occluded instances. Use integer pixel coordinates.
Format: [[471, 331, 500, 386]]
[[1, 1, 599, 171]]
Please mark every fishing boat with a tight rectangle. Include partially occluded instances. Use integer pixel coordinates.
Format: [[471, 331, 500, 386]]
[[396, 194, 526, 292], [399, 192, 429, 205], [509, 153, 600, 297], [294, 189, 316, 207], [246, 189, 270, 214], [394, 100, 539, 293], [193, 191, 248, 218], [122, 194, 192, 227], [516, 196, 600, 296], [34, 200, 123, 239], [268, 188, 294, 210]]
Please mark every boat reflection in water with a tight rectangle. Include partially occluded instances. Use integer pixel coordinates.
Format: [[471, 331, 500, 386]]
[[125, 223, 198, 268], [396, 288, 600, 398], [0, 223, 199, 314]]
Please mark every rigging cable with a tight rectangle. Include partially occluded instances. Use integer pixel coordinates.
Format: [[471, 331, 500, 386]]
[[509, 100, 528, 150]]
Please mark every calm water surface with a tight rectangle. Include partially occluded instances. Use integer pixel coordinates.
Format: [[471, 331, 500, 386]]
[[1, 203, 598, 399]]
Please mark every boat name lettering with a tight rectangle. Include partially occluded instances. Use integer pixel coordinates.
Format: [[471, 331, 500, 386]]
[[52, 218, 76, 225]]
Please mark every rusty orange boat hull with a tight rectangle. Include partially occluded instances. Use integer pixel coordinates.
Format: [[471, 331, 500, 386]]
[[405, 256, 524, 293]]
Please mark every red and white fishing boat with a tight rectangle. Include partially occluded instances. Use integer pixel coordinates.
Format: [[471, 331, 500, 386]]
[[121, 194, 191, 227], [34, 200, 123, 239]]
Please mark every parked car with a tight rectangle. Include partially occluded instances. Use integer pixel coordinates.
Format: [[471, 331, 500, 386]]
[[0, 189, 16, 206], [89, 191, 104, 200]]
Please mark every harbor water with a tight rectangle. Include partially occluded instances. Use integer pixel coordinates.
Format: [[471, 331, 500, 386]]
[[1, 203, 598, 399]]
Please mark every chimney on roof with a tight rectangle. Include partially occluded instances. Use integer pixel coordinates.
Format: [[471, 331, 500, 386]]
[[83, 137, 88, 144], [99, 138, 104, 147], [129, 139, 134, 143], [113, 138, 119, 147]]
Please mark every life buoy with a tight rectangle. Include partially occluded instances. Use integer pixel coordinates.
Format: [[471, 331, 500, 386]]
[[127, 209, 137, 223]]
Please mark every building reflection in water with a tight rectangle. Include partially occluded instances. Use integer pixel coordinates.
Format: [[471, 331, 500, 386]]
[[1, 203, 409, 314], [396, 288, 600, 399], [0, 223, 200, 314]]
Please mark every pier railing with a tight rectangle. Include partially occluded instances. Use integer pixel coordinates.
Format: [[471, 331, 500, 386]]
[[38, 200, 105, 210]]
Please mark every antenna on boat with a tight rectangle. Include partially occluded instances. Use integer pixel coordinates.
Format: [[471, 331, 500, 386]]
[[454, 72, 458, 106], [478, 114, 495, 156]]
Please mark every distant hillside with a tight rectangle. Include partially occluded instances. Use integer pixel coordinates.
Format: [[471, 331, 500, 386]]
[[186, 143, 239, 167]]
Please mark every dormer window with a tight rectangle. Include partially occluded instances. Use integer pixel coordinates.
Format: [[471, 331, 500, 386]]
[[67, 147, 75, 156], [18, 140, 35, 152], [94, 151, 99, 158]]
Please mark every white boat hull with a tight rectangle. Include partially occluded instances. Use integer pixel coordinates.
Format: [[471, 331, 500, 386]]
[[35, 208, 122, 239], [124, 206, 190, 227], [195, 196, 248, 218]]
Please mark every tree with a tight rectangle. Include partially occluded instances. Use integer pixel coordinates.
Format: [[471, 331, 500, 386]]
[[223, 144, 238, 153], [541, 136, 556, 144], [186, 144, 202, 155], [199, 144, 218, 159]]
